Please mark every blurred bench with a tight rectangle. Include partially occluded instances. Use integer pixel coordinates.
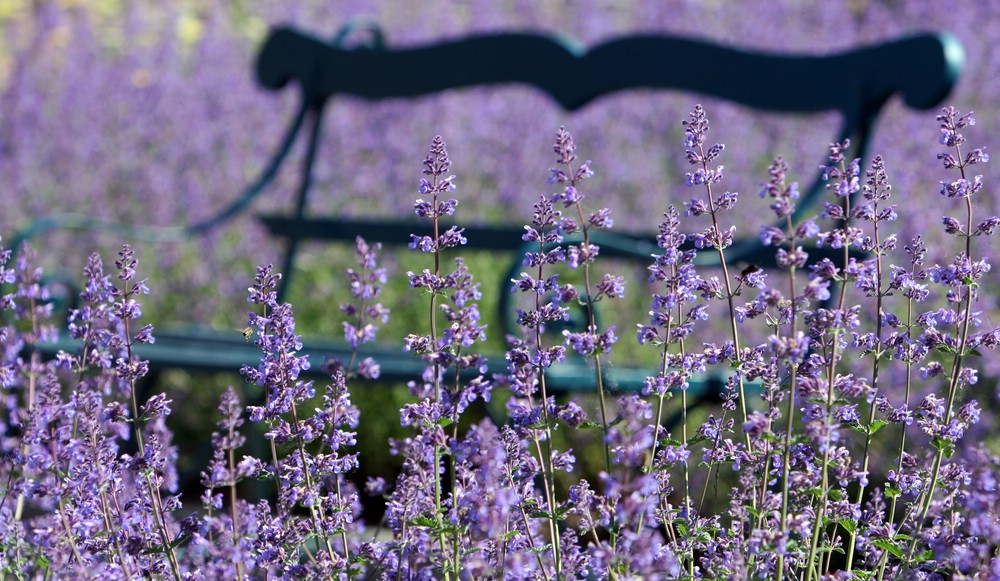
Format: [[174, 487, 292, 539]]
[[8, 23, 962, 402]]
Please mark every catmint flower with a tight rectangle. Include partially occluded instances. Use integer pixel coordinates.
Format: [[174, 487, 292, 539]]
[[957, 367, 978, 385], [759, 225, 785, 246], [407, 234, 435, 253], [557, 400, 587, 427], [565, 242, 599, 269], [141, 393, 172, 419], [834, 404, 860, 423], [743, 410, 772, 439], [940, 176, 984, 198], [776, 246, 809, 269], [760, 156, 799, 217], [685, 198, 708, 216], [943, 216, 964, 235], [589, 207, 613, 229], [770, 331, 810, 364], [242, 266, 314, 427], [656, 444, 691, 467], [738, 267, 767, 289], [356, 356, 380, 380], [563, 326, 617, 356], [973, 216, 1000, 236], [596, 273, 626, 298], [936, 106, 974, 147]]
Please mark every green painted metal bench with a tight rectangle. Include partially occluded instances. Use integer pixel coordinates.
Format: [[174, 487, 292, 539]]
[[8, 23, 962, 402]]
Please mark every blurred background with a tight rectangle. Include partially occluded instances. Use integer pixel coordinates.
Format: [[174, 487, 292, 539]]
[[1, 0, 997, 503], [2, 0, 997, 319]]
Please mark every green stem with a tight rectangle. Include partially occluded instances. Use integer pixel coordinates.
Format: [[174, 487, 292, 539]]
[[875, 300, 914, 581], [775, 214, 800, 581]]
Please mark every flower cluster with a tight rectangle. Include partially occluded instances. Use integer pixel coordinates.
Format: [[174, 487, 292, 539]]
[[329, 236, 389, 381]]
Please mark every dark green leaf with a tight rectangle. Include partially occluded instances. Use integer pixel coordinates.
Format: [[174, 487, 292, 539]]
[[930, 435, 956, 459], [411, 516, 438, 528], [872, 539, 904, 559], [686, 433, 710, 446]]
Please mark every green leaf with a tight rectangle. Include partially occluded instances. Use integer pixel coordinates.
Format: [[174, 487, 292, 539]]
[[552, 505, 571, 520], [761, 432, 782, 444], [930, 435, 956, 459], [686, 433, 710, 446], [885, 483, 902, 499], [838, 518, 857, 535], [349, 555, 370, 566], [578, 421, 604, 430], [872, 539, 904, 559], [141, 533, 191, 555], [410, 516, 438, 528], [790, 433, 811, 445], [437, 522, 464, 536], [848, 419, 888, 436], [804, 487, 824, 499], [531, 543, 553, 556]]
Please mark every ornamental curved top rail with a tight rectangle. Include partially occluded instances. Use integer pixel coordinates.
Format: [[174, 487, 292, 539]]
[[256, 27, 962, 116]]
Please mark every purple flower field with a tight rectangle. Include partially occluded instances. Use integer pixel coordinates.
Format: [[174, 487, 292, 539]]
[[2, 1, 1000, 579], [3, 102, 999, 578]]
